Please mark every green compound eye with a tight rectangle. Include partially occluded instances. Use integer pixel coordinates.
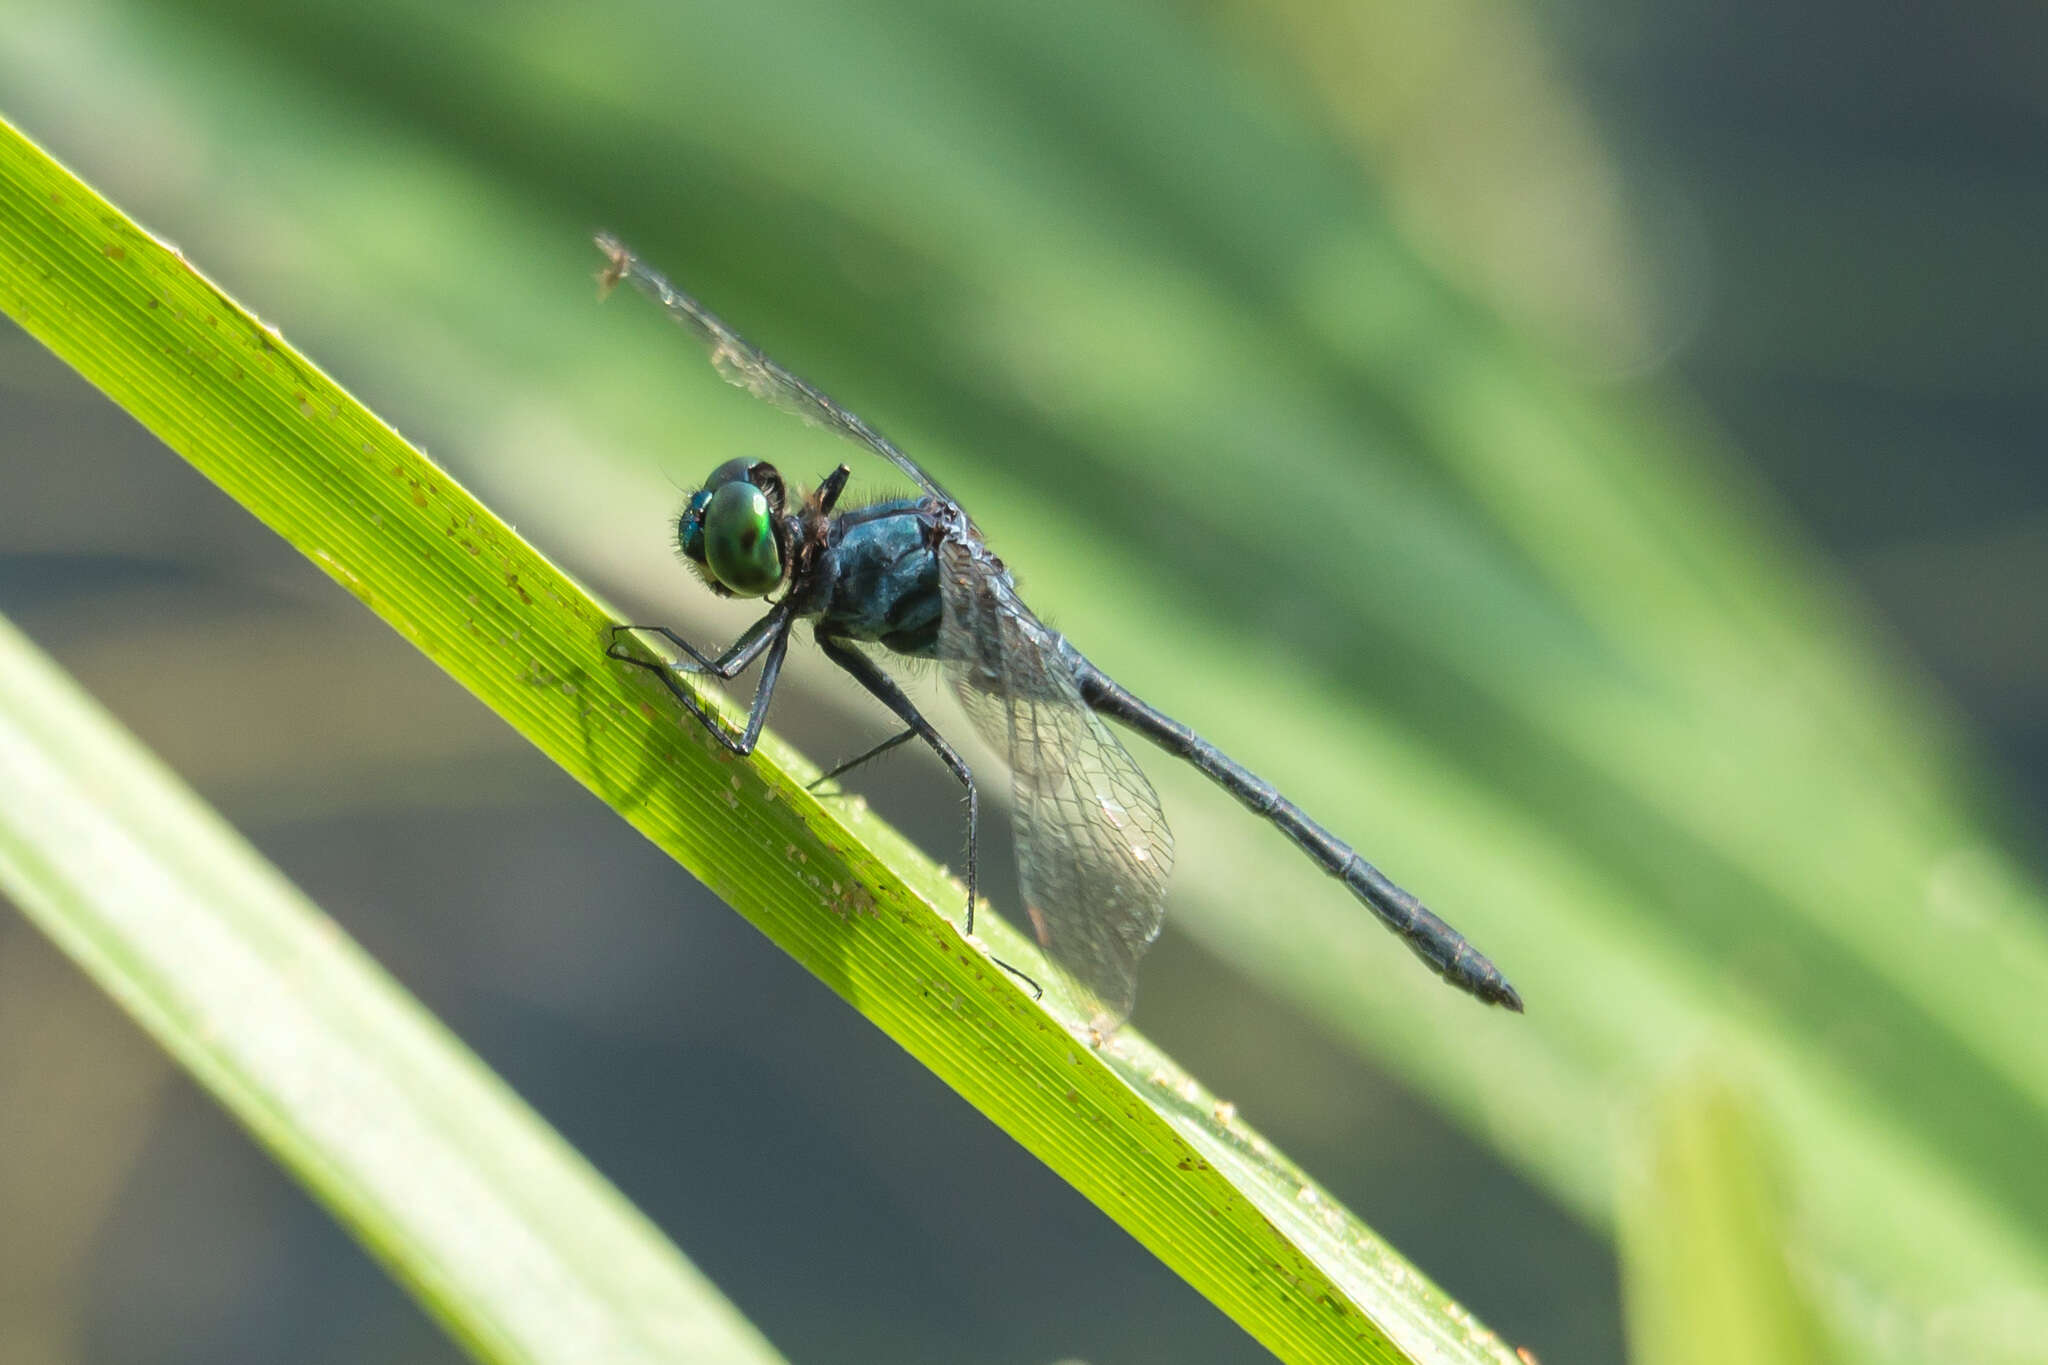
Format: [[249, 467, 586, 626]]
[[703, 456, 757, 492], [701, 480, 782, 595]]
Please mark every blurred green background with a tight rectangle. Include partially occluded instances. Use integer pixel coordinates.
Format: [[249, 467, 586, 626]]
[[2, 2, 2044, 1363]]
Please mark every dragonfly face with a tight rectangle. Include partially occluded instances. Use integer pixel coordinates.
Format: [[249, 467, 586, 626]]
[[678, 457, 788, 598]]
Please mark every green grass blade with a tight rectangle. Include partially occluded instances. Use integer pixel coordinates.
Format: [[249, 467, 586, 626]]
[[0, 113, 1521, 1365], [1619, 1071, 1838, 1365], [0, 622, 784, 1363]]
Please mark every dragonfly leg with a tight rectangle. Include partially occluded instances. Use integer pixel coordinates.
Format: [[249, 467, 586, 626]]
[[611, 606, 795, 756], [815, 631, 1042, 1001], [813, 463, 852, 515], [806, 727, 917, 793], [608, 602, 787, 679]]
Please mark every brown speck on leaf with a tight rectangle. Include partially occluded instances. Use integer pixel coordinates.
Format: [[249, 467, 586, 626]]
[[144, 297, 158, 309], [101, 243, 125, 260]]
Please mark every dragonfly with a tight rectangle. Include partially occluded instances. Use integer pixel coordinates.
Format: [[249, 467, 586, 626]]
[[596, 233, 1522, 1027]]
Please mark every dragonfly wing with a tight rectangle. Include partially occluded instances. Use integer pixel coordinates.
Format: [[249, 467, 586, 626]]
[[936, 537, 1173, 1027], [596, 234, 954, 505]]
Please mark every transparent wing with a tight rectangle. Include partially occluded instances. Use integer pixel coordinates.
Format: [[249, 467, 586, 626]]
[[596, 234, 954, 505], [935, 536, 1173, 1028]]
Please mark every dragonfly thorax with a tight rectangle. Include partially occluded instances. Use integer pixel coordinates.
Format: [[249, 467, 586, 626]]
[[815, 499, 945, 656]]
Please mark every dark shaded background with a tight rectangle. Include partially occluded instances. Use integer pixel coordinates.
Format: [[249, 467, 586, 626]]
[[2, 2, 2042, 1363]]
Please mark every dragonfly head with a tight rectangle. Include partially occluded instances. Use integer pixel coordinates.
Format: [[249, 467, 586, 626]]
[[677, 458, 788, 598]]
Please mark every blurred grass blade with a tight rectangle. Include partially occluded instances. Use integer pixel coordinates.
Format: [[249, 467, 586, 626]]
[[0, 620, 784, 1364], [1620, 1071, 1837, 1365], [0, 113, 1526, 1365]]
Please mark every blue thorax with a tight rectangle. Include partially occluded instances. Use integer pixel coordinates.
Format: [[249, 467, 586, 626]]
[[813, 499, 943, 656]]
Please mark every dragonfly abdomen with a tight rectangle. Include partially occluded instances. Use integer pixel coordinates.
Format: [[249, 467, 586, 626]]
[[1068, 652, 1523, 1012]]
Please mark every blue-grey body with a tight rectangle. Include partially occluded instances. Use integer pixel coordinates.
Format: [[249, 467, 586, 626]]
[[811, 499, 946, 657]]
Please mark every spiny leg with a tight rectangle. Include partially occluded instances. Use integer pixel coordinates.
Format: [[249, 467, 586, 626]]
[[806, 727, 917, 793], [815, 631, 1041, 999], [814, 635, 976, 915], [612, 606, 795, 756], [608, 601, 788, 680]]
